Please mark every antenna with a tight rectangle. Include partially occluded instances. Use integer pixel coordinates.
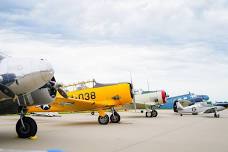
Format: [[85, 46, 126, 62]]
[[147, 80, 150, 91]]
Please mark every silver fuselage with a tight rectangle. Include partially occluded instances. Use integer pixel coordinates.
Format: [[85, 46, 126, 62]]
[[0, 55, 54, 101], [178, 102, 225, 114]]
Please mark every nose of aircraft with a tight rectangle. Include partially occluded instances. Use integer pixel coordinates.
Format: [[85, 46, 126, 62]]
[[39, 59, 55, 82], [161, 90, 167, 104]]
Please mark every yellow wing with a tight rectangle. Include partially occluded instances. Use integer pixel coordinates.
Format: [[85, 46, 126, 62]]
[[28, 96, 116, 113]]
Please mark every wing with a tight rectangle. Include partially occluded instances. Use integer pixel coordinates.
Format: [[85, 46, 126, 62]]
[[203, 107, 216, 114], [28, 96, 117, 113], [55, 96, 116, 107]]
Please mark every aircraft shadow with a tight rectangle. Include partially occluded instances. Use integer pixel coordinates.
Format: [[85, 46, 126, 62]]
[[0, 132, 22, 144], [56, 121, 98, 127], [56, 121, 132, 127], [201, 115, 228, 119]]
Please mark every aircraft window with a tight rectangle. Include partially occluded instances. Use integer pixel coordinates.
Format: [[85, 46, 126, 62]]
[[63, 80, 96, 91]]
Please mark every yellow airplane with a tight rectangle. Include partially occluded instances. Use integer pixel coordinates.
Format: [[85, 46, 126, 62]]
[[28, 80, 133, 125]]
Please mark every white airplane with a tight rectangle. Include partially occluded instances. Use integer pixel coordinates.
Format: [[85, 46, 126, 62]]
[[176, 101, 225, 118], [133, 90, 168, 117], [0, 53, 67, 138]]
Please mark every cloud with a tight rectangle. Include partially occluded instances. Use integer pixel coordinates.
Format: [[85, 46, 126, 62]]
[[0, 0, 228, 48], [0, 29, 228, 101]]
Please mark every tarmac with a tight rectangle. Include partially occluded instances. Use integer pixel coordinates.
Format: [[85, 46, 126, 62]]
[[0, 110, 228, 152]]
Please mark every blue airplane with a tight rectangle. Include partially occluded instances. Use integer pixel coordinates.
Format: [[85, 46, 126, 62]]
[[160, 92, 209, 111], [214, 101, 228, 108]]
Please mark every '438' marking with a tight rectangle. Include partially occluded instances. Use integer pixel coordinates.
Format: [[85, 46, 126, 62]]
[[77, 92, 96, 100]]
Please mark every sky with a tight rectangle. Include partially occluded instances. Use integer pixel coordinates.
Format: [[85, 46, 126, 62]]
[[0, 0, 228, 101]]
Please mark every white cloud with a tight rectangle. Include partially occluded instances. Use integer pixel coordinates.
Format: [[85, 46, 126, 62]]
[[0, 0, 228, 47], [0, 29, 228, 101]]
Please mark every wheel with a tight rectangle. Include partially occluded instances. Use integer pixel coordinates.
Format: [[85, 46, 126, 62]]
[[214, 113, 220, 118], [98, 115, 109, 125], [16, 117, 37, 138], [141, 110, 144, 113], [146, 112, 152, 117], [110, 112, 120, 123], [91, 112, 95, 115], [152, 110, 158, 117], [180, 113, 183, 116]]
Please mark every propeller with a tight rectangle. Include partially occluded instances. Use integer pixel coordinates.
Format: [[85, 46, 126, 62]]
[[57, 87, 68, 98], [49, 77, 68, 98], [0, 83, 17, 101], [130, 73, 137, 112]]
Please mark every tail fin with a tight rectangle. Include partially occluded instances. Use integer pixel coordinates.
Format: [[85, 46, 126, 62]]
[[176, 102, 184, 110]]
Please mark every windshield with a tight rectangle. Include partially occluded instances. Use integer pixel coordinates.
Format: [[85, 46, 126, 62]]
[[63, 80, 96, 92]]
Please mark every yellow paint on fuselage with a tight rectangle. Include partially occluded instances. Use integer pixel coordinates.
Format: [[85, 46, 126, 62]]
[[28, 83, 133, 113]]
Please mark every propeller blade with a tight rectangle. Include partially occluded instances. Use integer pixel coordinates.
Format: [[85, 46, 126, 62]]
[[0, 83, 16, 99], [57, 87, 68, 98], [50, 76, 68, 98], [130, 73, 137, 112]]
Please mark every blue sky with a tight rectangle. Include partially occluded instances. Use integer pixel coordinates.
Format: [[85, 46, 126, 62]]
[[0, 0, 228, 101]]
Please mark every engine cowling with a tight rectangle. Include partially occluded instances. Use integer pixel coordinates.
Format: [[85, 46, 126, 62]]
[[17, 83, 57, 106], [30, 86, 56, 106], [135, 90, 167, 106]]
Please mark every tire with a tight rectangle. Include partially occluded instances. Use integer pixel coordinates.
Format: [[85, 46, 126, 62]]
[[91, 112, 95, 115], [214, 113, 220, 118], [146, 112, 152, 117], [98, 115, 109, 125], [152, 110, 158, 117], [110, 112, 120, 123], [16, 117, 37, 138], [217, 114, 220, 118]]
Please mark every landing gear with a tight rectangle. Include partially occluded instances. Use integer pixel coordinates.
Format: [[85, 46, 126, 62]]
[[152, 110, 158, 117], [110, 109, 120, 123], [98, 108, 121, 124], [98, 115, 109, 125], [146, 111, 152, 117], [173, 101, 178, 112], [16, 106, 37, 138], [145, 110, 158, 118], [214, 112, 220, 118], [16, 117, 37, 138]]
